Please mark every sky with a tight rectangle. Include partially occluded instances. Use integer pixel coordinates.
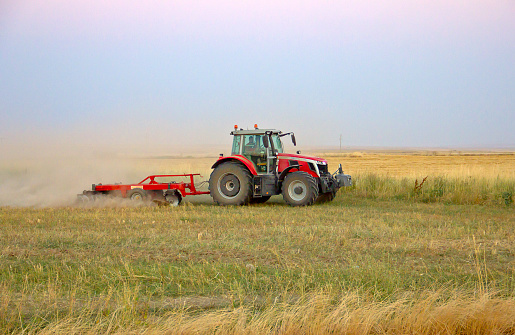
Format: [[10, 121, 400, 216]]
[[1, 0, 514, 155]]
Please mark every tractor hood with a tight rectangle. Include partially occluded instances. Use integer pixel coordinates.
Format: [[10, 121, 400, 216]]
[[277, 153, 327, 164]]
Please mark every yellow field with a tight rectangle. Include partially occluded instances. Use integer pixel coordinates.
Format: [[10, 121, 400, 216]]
[[131, 151, 515, 180], [324, 152, 515, 179]]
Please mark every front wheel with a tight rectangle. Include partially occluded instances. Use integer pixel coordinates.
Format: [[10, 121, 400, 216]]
[[209, 162, 253, 206], [282, 172, 319, 206]]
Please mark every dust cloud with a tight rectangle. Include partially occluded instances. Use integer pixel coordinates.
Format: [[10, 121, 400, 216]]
[[0, 130, 220, 208], [0, 154, 134, 208]]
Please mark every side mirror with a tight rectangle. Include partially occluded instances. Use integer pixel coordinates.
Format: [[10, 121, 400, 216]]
[[291, 133, 296, 146], [262, 135, 269, 148]]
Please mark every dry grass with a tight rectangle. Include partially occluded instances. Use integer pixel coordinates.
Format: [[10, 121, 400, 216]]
[[14, 291, 515, 334]]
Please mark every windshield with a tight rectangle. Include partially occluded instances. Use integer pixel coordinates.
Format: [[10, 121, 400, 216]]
[[271, 134, 283, 153]]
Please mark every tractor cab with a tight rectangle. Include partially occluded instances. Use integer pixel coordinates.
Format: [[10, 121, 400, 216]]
[[230, 126, 293, 174]]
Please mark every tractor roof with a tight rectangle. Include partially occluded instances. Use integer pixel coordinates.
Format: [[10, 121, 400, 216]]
[[230, 129, 281, 136]]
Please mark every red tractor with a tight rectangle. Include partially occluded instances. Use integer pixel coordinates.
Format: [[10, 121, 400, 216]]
[[209, 125, 352, 206]]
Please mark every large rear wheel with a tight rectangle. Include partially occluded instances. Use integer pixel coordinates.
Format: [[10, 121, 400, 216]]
[[282, 172, 319, 206], [209, 162, 253, 206]]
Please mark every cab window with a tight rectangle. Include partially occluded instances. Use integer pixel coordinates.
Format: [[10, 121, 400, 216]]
[[231, 135, 242, 155]]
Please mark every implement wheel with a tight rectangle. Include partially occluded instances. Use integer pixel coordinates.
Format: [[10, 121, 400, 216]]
[[126, 188, 149, 202], [282, 172, 319, 206], [209, 162, 253, 206], [165, 191, 182, 206]]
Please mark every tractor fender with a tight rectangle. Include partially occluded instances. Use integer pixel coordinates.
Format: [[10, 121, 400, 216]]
[[279, 163, 319, 180], [211, 155, 258, 176], [278, 165, 300, 182]]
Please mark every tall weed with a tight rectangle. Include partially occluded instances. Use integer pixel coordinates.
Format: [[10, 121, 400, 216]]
[[348, 173, 515, 206]]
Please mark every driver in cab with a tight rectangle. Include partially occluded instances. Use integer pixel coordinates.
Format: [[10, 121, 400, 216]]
[[244, 136, 267, 172]]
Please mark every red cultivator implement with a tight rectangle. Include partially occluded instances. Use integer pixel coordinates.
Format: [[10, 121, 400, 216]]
[[78, 174, 209, 206]]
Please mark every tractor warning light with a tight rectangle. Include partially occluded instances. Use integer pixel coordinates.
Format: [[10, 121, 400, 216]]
[[254, 124, 258, 129], [234, 125, 238, 130]]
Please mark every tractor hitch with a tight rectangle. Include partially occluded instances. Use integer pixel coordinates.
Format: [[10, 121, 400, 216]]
[[333, 164, 352, 187]]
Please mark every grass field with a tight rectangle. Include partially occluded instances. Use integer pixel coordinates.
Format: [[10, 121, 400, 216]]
[[1, 151, 515, 333]]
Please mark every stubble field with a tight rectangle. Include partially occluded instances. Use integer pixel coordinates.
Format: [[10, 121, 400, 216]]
[[1, 151, 515, 334]]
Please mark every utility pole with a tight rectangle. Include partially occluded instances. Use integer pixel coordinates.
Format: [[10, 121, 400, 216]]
[[339, 134, 342, 152]]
